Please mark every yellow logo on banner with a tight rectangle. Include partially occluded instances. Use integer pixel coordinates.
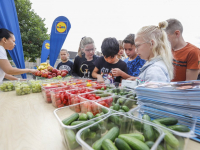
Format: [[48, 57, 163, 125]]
[[45, 43, 50, 49], [56, 22, 67, 33]]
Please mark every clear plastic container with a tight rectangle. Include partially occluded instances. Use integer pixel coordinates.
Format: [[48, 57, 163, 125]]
[[76, 113, 165, 150], [0, 80, 15, 92], [78, 91, 113, 103], [85, 82, 115, 90], [41, 83, 68, 103], [66, 87, 94, 106], [28, 80, 42, 93], [97, 95, 137, 114], [54, 102, 111, 150], [129, 103, 197, 138], [106, 87, 135, 97], [15, 81, 31, 95]]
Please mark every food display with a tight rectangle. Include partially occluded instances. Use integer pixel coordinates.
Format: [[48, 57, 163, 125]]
[[41, 82, 67, 103], [15, 81, 31, 95], [35, 62, 68, 79], [76, 114, 164, 150], [54, 102, 110, 150], [106, 87, 135, 97], [29, 80, 42, 93], [0, 81, 15, 92], [97, 95, 137, 113]]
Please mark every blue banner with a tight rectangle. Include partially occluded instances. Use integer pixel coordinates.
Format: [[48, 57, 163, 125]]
[[41, 40, 50, 63], [0, 0, 27, 78], [49, 16, 71, 67]]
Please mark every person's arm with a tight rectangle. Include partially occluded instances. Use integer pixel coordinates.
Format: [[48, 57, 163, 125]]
[[4, 74, 18, 80], [92, 67, 104, 82], [0, 59, 36, 75], [112, 68, 131, 79], [186, 69, 199, 80]]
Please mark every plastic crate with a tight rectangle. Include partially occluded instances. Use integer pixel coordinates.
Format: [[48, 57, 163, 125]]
[[0, 80, 15, 92], [128, 103, 197, 138], [54, 102, 111, 150], [76, 113, 165, 150], [97, 95, 137, 114]]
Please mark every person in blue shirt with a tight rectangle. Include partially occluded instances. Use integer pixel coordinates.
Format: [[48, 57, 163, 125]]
[[112, 34, 145, 80]]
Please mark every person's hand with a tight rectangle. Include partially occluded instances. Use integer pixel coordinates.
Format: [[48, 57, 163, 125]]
[[126, 76, 137, 81], [97, 75, 104, 83], [112, 68, 122, 77], [28, 69, 37, 74]]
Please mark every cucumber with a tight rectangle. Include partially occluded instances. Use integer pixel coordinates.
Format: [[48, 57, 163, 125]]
[[124, 100, 135, 109], [87, 112, 94, 120], [118, 109, 125, 112], [88, 132, 96, 139], [157, 144, 164, 150], [133, 120, 143, 131], [79, 113, 88, 120], [168, 125, 190, 132], [166, 144, 175, 150], [119, 133, 145, 142], [118, 135, 150, 150], [71, 121, 86, 126], [113, 103, 120, 111], [152, 120, 179, 148], [145, 141, 154, 148], [81, 129, 90, 140], [109, 115, 121, 125], [95, 113, 101, 117], [62, 113, 79, 125], [102, 139, 118, 150], [115, 138, 131, 150], [143, 114, 155, 141], [117, 98, 125, 104], [92, 126, 119, 150], [122, 105, 129, 112], [77, 121, 98, 130], [63, 129, 79, 149], [154, 117, 178, 126], [110, 106, 114, 109], [101, 107, 109, 114], [106, 122, 116, 130]]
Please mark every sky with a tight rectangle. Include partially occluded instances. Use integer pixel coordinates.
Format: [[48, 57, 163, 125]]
[[30, 0, 200, 52]]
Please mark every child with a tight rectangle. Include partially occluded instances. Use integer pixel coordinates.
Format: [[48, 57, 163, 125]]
[[57, 49, 73, 75], [112, 34, 146, 80], [117, 40, 126, 60], [92, 37, 127, 83]]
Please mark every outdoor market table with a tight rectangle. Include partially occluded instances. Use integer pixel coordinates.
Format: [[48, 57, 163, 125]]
[[0, 91, 199, 150]]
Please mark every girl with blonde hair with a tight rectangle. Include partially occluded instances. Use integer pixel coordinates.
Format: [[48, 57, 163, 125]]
[[72, 37, 98, 78], [128, 21, 174, 83]]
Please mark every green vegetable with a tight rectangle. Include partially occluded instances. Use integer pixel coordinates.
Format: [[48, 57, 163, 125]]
[[168, 125, 190, 132], [118, 135, 150, 150], [79, 113, 88, 121], [152, 120, 179, 148], [143, 114, 155, 141], [87, 112, 94, 120], [122, 105, 129, 112], [145, 141, 155, 148], [63, 129, 79, 149], [115, 138, 131, 150], [92, 127, 119, 150], [119, 133, 145, 142], [113, 103, 120, 111], [154, 117, 178, 126], [71, 121, 86, 126], [62, 113, 79, 125]]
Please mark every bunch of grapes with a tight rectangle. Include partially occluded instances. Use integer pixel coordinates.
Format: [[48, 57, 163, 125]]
[[15, 82, 31, 95], [29, 80, 42, 93], [0, 81, 15, 92]]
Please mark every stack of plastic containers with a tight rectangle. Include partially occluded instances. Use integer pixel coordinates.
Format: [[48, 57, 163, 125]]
[[54, 101, 111, 150], [135, 81, 200, 142]]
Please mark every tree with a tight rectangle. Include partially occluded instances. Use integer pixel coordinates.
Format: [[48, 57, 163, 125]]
[[14, 0, 49, 62]]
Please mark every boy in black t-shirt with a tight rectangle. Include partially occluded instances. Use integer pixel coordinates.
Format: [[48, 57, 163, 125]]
[[57, 49, 73, 75], [92, 37, 128, 83]]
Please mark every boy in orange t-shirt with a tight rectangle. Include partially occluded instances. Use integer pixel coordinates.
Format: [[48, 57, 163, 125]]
[[165, 18, 200, 81]]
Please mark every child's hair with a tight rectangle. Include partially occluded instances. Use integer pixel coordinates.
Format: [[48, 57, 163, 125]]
[[123, 34, 135, 45], [101, 37, 119, 58], [0, 28, 13, 41], [165, 18, 183, 34], [60, 49, 69, 54], [78, 37, 95, 58], [136, 21, 174, 80], [118, 40, 123, 49]]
